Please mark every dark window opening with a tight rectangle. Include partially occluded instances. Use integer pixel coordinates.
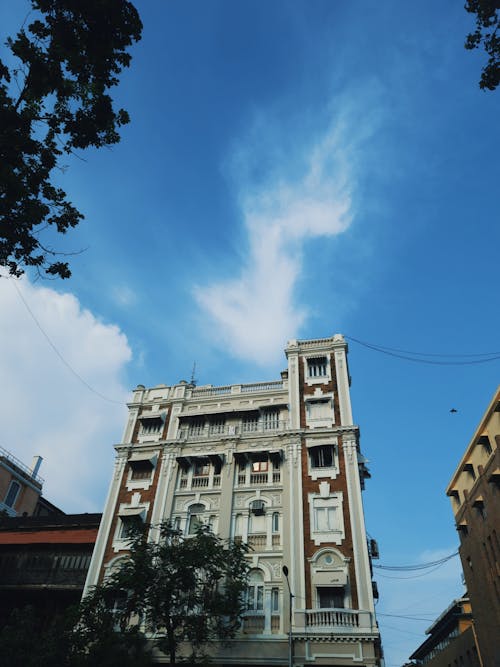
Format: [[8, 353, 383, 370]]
[[318, 586, 345, 609], [310, 445, 335, 468]]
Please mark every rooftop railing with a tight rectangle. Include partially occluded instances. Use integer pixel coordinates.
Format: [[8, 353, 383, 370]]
[[0, 446, 44, 485], [191, 380, 284, 398]]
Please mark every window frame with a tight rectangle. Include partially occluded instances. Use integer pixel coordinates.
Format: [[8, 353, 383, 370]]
[[4, 480, 21, 508]]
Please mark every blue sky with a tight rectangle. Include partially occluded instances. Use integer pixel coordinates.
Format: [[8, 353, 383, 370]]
[[1, 2, 499, 665]]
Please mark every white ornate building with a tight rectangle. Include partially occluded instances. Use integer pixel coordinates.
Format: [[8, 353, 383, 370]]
[[84, 334, 381, 666]]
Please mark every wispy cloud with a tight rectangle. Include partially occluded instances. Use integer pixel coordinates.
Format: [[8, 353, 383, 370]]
[[111, 284, 138, 308], [0, 277, 132, 511], [194, 97, 377, 366]]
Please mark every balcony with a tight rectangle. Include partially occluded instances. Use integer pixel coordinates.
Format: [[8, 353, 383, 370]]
[[178, 474, 221, 491], [236, 470, 281, 487], [0, 551, 92, 588], [178, 420, 289, 442], [295, 609, 376, 635]]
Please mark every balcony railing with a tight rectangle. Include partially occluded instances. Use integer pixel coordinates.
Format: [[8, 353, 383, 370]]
[[247, 534, 266, 549], [298, 608, 375, 633], [242, 613, 265, 634], [0, 552, 92, 588], [178, 420, 289, 441], [0, 446, 44, 485], [191, 476, 209, 488], [237, 470, 281, 486], [178, 474, 221, 491], [191, 381, 284, 398]]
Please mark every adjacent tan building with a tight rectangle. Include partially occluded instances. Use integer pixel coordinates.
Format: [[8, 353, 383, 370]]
[[446, 387, 500, 667], [85, 334, 382, 666], [0, 447, 43, 517], [409, 597, 480, 666]]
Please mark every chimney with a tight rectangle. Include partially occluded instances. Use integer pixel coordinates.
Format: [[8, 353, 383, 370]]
[[30, 455, 43, 479]]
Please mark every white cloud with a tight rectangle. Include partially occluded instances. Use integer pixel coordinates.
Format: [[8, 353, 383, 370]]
[[194, 105, 365, 366], [0, 277, 132, 512]]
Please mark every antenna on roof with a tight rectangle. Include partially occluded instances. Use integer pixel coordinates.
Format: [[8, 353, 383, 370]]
[[190, 362, 197, 387]]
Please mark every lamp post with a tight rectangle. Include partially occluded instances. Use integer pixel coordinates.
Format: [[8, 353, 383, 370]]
[[282, 565, 294, 667]]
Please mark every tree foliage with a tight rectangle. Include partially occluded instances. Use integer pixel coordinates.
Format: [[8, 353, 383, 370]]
[[0, 0, 142, 279], [105, 523, 250, 666], [465, 0, 500, 90]]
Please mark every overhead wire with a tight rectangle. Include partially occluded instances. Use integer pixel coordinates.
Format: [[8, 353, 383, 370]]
[[10, 278, 123, 405], [346, 335, 500, 365], [373, 551, 458, 571]]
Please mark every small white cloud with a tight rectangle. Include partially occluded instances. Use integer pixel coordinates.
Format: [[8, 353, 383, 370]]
[[111, 284, 137, 307], [0, 277, 132, 512], [194, 105, 365, 365]]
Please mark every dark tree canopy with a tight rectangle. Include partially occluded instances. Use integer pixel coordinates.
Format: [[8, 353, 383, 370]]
[[465, 0, 500, 90], [0, 0, 142, 279]]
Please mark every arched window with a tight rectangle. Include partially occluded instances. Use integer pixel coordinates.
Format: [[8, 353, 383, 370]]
[[187, 503, 205, 534]]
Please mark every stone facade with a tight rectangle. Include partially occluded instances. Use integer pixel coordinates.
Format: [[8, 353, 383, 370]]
[[85, 334, 381, 666]]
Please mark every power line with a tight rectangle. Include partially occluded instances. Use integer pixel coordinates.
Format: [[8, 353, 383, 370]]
[[373, 551, 458, 571], [377, 613, 434, 622], [11, 279, 124, 405], [346, 335, 500, 366]]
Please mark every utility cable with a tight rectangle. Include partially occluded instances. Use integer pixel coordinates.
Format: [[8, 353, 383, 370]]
[[346, 335, 500, 366], [373, 551, 458, 571], [11, 279, 123, 405]]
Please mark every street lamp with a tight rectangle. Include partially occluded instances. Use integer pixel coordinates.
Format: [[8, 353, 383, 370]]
[[282, 565, 294, 667]]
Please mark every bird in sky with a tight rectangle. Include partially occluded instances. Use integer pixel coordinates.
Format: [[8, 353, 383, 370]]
[[450, 408, 458, 413]]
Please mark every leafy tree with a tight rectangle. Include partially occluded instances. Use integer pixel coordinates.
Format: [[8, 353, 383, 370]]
[[104, 523, 250, 666], [0, 0, 142, 279], [464, 0, 500, 90]]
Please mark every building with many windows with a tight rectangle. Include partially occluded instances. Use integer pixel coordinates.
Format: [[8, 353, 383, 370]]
[[446, 387, 500, 667], [409, 597, 480, 666], [85, 334, 381, 666]]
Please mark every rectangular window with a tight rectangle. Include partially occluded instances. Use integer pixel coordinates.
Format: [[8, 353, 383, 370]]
[[194, 459, 210, 476], [314, 506, 337, 532], [130, 461, 153, 480], [310, 445, 335, 468], [318, 587, 345, 609], [252, 459, 268, 473], [120, 516, 142, 539], [140, 418, 162, 435], [262, 410, 279, 430], [307, 357, 328, 377], [271, 587, 280, 612], [247, 585, 264, 611], [4, 481, 20, 508], [307, 399, 332, 420]]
